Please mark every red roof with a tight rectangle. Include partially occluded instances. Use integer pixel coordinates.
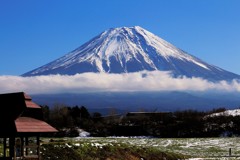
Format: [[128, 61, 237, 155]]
[[24, 93, 32, 100], [25, 100, 41, 109], [15, 117, 57, 133], [24, 92, 41, 108]]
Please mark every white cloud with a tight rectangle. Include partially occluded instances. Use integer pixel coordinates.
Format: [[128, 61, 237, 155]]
[[0, 71, 240, 94]]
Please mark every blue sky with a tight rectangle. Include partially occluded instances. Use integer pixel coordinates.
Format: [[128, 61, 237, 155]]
[[1, 0, 240, 75]]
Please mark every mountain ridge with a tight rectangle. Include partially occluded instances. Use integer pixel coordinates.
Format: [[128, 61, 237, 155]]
[[32, 91, 240, 113], [22, 26, 240, 81]]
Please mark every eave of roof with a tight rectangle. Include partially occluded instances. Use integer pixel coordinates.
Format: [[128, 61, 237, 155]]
[[24, 93, 32, 100], [15, 117, 57, 133], [25, 100, 41, 109]]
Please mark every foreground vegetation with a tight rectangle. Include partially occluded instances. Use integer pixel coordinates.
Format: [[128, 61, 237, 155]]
[[1, 137, 240, 159], [1, 137, 239, 159], [40, 137, 240, 159], [40, 138, 185, 160]]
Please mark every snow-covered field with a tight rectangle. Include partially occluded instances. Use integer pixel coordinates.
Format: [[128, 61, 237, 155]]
[[51, 137, 240, 159]]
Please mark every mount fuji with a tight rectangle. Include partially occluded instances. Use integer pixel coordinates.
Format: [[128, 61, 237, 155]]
[[22, 26, 240, 81]]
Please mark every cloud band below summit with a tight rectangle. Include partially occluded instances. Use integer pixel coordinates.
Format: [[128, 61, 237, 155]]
[[1, 71, 240, 94]]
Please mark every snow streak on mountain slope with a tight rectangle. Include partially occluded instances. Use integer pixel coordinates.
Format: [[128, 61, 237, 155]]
[[22, 26, 240, 81]]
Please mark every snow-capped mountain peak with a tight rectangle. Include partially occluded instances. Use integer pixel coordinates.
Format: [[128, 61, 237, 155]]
[[22, 26, 240, 81]]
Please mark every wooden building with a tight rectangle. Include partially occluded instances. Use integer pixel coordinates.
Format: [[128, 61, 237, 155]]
[[0, 92, 57, 160]]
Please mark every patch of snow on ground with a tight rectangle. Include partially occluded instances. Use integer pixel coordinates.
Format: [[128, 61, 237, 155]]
[[77, 129, 90, 137], [69, 137, 240, 159], [208, 109, 240, 117]]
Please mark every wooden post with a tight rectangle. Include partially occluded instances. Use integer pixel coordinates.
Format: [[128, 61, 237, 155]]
[[229, 148, 232, 156], [25, 137, 29, 156], [3, 138, 6, 158], [37, 136, 40, 159], [9, 137, 15, 159], [20, 137, 24, 157]]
